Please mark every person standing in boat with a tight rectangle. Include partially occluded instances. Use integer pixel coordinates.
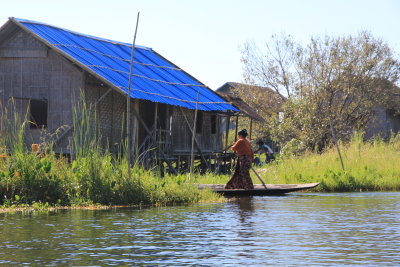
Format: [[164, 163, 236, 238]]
[[225, 129, 254, 189]]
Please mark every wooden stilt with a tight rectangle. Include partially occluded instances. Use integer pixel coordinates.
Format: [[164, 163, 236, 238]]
[[154, 102, 158, 129]]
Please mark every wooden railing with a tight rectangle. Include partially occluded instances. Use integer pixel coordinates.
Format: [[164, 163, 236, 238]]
[[137, 127, 171, 167]]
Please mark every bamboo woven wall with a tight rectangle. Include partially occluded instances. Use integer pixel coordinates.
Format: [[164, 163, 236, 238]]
[[171, 107, 222, 153], [0, 29, 83, 151]]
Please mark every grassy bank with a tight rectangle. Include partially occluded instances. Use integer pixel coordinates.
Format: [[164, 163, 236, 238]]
[[0, 96, 221, 209], [255, 134, 400, 192], [194, 134, 400, 192], [0, 150, 222, 208]]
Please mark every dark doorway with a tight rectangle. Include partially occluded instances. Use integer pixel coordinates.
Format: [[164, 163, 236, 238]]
[[29, 99, 48, 129]]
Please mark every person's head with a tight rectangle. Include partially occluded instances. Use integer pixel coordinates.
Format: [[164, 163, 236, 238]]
[[238, 129, 248, 138]]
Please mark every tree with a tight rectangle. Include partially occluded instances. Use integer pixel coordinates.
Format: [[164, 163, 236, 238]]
[[240, 32, 400, 152]]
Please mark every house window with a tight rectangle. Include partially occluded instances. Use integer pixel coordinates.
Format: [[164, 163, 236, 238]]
[[211, 114, 217, 134], [30, 99, 48, 128], [196, 111, 203, 133]]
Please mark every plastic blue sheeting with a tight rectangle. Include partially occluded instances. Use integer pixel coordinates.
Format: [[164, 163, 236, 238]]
[[14, 18, 237, 112]]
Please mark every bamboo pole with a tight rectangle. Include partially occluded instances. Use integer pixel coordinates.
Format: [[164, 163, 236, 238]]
[[127, 12, 140, 179], [190, 91, 200, 178]]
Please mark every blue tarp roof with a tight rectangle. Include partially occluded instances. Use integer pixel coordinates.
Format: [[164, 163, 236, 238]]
[[12, 18, 237, 112]]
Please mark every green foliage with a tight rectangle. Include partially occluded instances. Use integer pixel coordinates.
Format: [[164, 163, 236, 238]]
[[0, 98, 29, 154], [241, 32, 400, 151], [0, 93, 221, 208]]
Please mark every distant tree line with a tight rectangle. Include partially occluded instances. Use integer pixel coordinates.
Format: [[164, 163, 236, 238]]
[[239, 31, 400, 153]]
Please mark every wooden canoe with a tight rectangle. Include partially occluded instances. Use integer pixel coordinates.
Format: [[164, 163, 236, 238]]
[[198, 183, 320, 196]]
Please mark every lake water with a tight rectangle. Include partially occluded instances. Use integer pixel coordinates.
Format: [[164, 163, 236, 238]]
[[1, 192, 399, 266]]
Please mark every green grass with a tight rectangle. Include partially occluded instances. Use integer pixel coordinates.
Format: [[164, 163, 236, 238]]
[[0, 150, 221, 207], [249, 134, 400, 192], [194, 133, 400, 192], [0, 94, 222, 208]]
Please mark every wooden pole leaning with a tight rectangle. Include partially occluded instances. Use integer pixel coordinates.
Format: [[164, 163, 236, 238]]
[[329, 116, 345, 171], [127, 12, 140, 179]]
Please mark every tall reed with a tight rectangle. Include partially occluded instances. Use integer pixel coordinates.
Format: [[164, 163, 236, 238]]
[[1, 91, 221, 207], [0, 98, 29, 154]]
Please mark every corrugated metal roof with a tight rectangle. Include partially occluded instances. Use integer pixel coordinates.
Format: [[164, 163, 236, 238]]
[[11, 18, 237, 112]]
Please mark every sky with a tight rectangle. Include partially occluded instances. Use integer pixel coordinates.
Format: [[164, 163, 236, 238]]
[[1, 0, 399, 89]]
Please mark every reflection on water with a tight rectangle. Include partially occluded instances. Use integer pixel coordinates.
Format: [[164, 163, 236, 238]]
[[1, 192, 399, 266]]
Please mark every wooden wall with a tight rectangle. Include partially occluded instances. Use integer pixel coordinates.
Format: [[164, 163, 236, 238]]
[[0, 28, 128, 153], [0, 28, 83, 151], [85, 76, 127, 152], [171, 107, 222, 154]]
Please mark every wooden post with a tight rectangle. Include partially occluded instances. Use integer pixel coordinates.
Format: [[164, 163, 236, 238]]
[[154, 102, 158, 129], [224, 115, 230, 173], [224, 115, 230, 150], [127, 12, 140, 180], [235, 115, 239, 141], [249, 118, 253, 141], [190, 91, 200, 178]]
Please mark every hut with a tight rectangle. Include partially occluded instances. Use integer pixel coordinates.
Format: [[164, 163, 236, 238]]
[[0, 17, 238, 171], [216, 82, 284, 153]]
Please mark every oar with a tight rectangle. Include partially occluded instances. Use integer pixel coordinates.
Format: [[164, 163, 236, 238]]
[[251, 167, 268, 189]]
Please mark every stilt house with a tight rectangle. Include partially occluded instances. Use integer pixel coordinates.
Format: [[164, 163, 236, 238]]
[[0, 18, 238, 170]]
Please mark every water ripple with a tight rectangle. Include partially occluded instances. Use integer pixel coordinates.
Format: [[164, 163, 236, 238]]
[[0, 192, 399, 266]]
